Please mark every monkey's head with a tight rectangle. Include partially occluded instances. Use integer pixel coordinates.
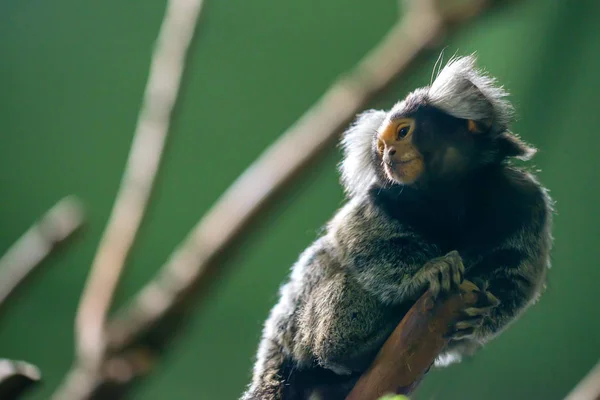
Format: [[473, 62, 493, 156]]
[[340, 55, 536, 197]]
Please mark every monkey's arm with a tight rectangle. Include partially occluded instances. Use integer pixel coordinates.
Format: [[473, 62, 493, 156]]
[[309, 237, 470, 378], [244, 232, 457, 399], [346, 236, 462, 306]]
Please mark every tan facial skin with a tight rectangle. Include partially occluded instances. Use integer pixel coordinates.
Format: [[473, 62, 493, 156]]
[[376, 117, 425, 184]]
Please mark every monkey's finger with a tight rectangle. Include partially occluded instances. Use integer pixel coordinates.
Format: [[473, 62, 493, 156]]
[[444, 315, 481, 340], [485, 291, 501, 307], [452, 317, 484, 331], [458, 260, 465, 280], [459, 257, 465, 273], [445, 250, 460, 258], [428, 274, 441, 299], [440, 266, 452, 293], [463, 307, 493, 317], [444, 250, 464, 269], [445, 250, 464, 285], [451, 264, 462, 287], [444, 327, 476, 341]]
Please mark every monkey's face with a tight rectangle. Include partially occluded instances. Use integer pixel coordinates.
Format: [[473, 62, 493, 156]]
[[376, 117, 425, 184], [375, 104, 478, 186]]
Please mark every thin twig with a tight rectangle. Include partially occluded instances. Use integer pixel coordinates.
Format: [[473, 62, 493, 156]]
[[565, 361, 600, 400], [0, 196, 84, 308], [73, 0, 206, 374], [0, 359, 41, 400]]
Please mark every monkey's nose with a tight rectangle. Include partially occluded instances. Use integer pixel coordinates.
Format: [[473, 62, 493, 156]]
[[383, 147, 397, 166]]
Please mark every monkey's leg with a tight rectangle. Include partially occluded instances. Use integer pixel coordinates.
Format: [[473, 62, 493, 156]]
[[242, 338, 292, 400], [304, 274, 401, 376]]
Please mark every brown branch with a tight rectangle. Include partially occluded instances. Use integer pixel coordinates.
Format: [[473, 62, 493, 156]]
[[564, 361, 600, 400], [346, 281, 482, 400], [0, 196, 84, 309], [0, 359, 41, 400], [54, 0, 521, 398]]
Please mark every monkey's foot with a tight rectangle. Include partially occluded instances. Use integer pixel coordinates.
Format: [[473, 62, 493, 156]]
[[420, 250, 465, 300], [445, 289, 499, 340]]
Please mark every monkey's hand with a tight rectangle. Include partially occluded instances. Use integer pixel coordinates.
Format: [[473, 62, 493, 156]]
[[446, 282, 500, 341], [415, 250, 465, 300]]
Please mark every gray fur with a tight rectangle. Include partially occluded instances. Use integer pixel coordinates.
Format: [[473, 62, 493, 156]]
[[243, 181, 552, 399], [242, 56, 553, 400]]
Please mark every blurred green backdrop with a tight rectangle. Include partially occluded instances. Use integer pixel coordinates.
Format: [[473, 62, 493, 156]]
[[1, 0, 599, 399]]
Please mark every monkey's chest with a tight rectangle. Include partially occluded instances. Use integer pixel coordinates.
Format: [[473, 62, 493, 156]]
[[408, 208, 506, 257]]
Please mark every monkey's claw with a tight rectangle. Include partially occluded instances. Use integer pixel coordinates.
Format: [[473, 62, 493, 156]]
[[446, 289, 499, 341], [421, 250, 465, 299], [445, 316, 484, 341], [466, 290, 500, 314]]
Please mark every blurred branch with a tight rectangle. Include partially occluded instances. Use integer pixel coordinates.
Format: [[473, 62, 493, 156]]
[[53, 0, 205, 398], [565, 361, 600, 400], [105, 0, 514, 357], [73, 0, 206, 377], [0, 196, 84, 309], [0, 359, 41, 400], [55, 0, 520, 398], [346, 281, 482, 400]]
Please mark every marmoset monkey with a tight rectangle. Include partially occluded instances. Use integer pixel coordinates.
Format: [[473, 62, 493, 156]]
[[242, 56, 553, 400]]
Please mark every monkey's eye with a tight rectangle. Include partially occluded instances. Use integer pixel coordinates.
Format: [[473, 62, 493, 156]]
[[397, 125, 410, 139]]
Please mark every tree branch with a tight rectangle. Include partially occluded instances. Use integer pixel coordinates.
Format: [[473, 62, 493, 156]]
[[73, 0, 206, 376], [0, 196, 84, 310], [346, 281, 482, 400], [564, 361, 600, 400], [53, 0, 205, 398], [0, 359, 41, 400]]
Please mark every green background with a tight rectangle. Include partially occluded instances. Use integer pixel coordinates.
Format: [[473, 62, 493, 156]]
[[1, 0, 599, 399]]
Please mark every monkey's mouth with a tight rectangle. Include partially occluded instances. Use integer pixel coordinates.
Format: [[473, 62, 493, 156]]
[[384, 158, 419, 182], [385, 158, 416, 169], [395, 158, 416, 166]]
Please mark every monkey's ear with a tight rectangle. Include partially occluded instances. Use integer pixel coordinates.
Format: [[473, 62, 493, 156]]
[[339, 109, 387, 197], [496, 131, 537, 160], [467, 119, 492, 134]]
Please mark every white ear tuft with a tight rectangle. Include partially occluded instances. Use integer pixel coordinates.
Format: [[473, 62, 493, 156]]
[[429, 55, 514, 129], [339, 109, 386, 197]]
